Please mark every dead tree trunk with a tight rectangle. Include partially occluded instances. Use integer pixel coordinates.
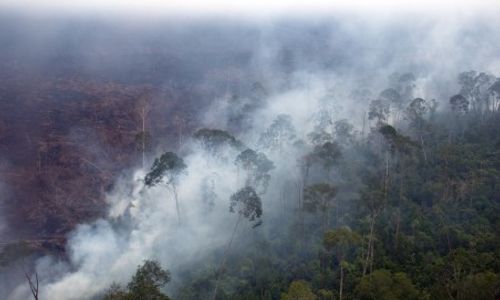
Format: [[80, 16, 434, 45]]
[[25, 272, 39, 300]]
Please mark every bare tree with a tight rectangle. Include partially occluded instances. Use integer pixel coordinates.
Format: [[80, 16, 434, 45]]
[[25, 272, 39, 300]]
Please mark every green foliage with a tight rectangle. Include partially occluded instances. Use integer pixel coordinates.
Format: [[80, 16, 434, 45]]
[[103, 283, 128, 300], [355, 269, 419, 300], [323, 227, 361, 254], [303, 183, 337, 214], [103, 260, 171, 300], [311, 142, 342, 170], [117, 70, 500, 300], [317, 289, 334, 300], [281, 280, 317, 300], [378, 124, 416, 154], [144, 152, 186, 187], [461, 271, 499, 300], [229, 186, 263, 223], [193, 128, 244, 154]]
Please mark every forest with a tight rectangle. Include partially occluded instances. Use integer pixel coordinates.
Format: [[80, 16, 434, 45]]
[[96, 71, 500, 300]]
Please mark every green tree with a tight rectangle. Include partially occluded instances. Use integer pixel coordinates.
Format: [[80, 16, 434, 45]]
[[355, 269, 419, 300], [103, 260, 171, 300], [235, 148, 274, 194], [281, 280, 317, 300], [304, 183, 337, 234], [193, 128, 244, 158], [310, 142, 342, 176], [212, 187, 263, 300], [127, 260, 171, 300], [462, 271, 499, 300], [323, 227, 361, 300], [405, 98, 429, 161], [144, 152, 187, 224]]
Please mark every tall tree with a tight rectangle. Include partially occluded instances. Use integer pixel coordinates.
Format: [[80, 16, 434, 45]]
[[405, 98, 428, 161], [310, 142, 342, 181], [193, 128, 244, 159], [235, 148, 274, 194], [212, 186, 263, 300], [259, 114, 297, 153], [324, 227, 361, 300], [144, 152, 187, 224], [368, 99, 390, 128], [103, 260, 171, 300], [281, 280, 317, 300], [304, 183, 337, 233]]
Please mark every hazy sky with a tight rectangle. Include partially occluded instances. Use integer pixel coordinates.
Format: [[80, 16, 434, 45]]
[[2, 0, 499, 18]]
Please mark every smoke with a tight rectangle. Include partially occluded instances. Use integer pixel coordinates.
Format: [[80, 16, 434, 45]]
[[1, 0, 499, 19], [2, 4, 500, 300]]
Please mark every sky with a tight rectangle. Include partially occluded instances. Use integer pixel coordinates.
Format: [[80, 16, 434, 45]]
[[2, 0, 499, 18]]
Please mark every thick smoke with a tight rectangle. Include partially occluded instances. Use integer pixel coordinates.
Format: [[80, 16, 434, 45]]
[[2, 5, 500, 300]]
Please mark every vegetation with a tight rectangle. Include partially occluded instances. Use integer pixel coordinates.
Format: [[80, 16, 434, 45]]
[[100, 70, 500, 299], [103, 260, 171, 300]]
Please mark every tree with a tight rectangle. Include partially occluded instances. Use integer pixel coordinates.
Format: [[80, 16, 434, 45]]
[[359, 187, 385, 276], [103, 260, 171, 300], [137, 103, 151, 170], [308, 110, 334, 146], [323, 227, 361, 300], [281, 280, 317, 300], [235, 149, 274, 194], [212, 187, 263, 300], [334, 119, 355, 145], [304, 183, 337, 233], [389, 72, 416, 103], [193, 128, 244, 158], [378, 124, 416, 156], [201, 174, 218, 210], [461, 271, 499, 300], [368, 99, 390, 128], [173, 111, 192, 149], [144, 152, 187, 224], [405, 98, 428, 161], [449, 94, 469, 115], [449, 94, 469, 139], [310, 142, 342, 180], [259, 114, 296, 152], [103, 283, 128, 300], [24, 272, 39, 300], [376, 125, 416, 253], [134, 131, 152, 169], [127, 260, 171, 300], [379, 88, 403, 123], [355, 269, 419, 300], [488, 78, 500, 112], [458, 71, 496, 114]]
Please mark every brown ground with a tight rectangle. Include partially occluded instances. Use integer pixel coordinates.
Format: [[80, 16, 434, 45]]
[[0, 75, 201, 252]]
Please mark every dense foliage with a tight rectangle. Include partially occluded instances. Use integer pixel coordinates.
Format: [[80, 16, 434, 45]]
[[104, 260, 171, 300], [107, 72, 500, 300]]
